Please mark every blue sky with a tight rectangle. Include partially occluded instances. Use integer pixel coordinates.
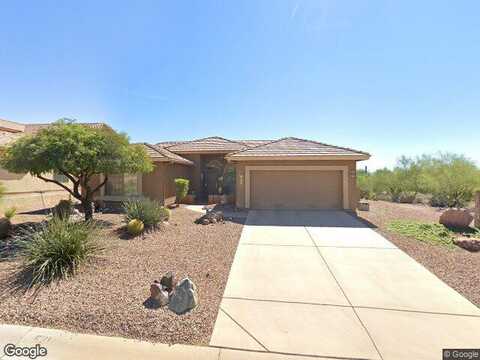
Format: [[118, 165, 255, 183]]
[[1, 1, 479, 169]]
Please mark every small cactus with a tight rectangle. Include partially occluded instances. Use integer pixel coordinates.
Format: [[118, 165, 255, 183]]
[[127, 219, 144, 236]]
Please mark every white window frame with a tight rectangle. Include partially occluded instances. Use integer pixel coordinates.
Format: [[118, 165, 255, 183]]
[[244, 165, 349, 209]]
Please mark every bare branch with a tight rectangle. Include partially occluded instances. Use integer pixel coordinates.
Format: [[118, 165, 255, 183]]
[[37, 174, 81, 200], [58, 169, 78, 183], [91, 175, 108, 194]]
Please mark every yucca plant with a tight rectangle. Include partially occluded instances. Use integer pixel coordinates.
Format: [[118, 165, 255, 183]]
[[15, 217, 103, 287], [122, 199, 170, 227]]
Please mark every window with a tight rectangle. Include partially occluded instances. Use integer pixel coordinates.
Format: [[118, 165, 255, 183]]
[[53, 172, 69, 183], [105, 174, 140, 196]]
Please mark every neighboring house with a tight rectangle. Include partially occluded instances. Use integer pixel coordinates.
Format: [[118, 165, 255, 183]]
[[95, 136, 370, 211], [0, 118, 106, 213]]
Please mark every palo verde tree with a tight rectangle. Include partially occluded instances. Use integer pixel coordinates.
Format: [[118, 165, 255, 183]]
[[0, 119, 153, 220]]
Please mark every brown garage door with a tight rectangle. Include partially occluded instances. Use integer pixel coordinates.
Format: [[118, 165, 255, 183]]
[[250, 170, 343, 209]]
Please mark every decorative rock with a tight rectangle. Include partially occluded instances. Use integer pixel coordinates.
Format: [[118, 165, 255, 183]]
[[160, 272, 174, 292], [196, 210, 224, 225], [358, 201, 370, 211], [454, 237, 480, 252], [150, 283, 169, 306], [168, 278, 198, 314], [439, 209, 473, 228]]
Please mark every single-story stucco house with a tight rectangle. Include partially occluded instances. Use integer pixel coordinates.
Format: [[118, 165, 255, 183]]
[[94, 136, 370, 211], [0, 118, 370, 212]]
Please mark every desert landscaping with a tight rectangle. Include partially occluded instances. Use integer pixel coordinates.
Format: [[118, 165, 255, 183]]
[[358, 200, 480, 306], [0, 206, 244, 345]]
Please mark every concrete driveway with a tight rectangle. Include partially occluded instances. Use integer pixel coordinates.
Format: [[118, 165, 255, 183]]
[[210, 210, 480, 360]]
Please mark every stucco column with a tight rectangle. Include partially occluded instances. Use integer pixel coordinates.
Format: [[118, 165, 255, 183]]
[[475, 191, 480, 228]]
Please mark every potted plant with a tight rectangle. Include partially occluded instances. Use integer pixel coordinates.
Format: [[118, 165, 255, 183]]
[[182, 190, 196, 204]]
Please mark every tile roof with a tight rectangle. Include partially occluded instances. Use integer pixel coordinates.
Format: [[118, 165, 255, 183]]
[[0, 130, 23, 146], [24, 122, 108, 134], [156, 141, 185, 148], [237, 139, 273, 147], [225, 137, 370, 160], [141, 143, 193, 165], [0, 118, 25, 133], [164, 136, 246, 153]]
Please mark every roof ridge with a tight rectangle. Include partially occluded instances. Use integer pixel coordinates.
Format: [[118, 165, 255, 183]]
[[226, 137, 289, 156], [142, 142, 193, 165], [163, 140, 192, 149], [163, 136, 247, 151], [287, 136, 370, 156]]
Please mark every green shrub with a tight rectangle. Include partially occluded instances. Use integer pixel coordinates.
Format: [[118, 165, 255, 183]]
[[4, 207, 17, 221], [359, 153, 480, 207], [357, 171, 374, 200], [16, 217, 102, 287], [398, 192, 417, 204], [419, 153, 480, 208], [174, 178, 189, 203], [387, 220, 454, 247], [52, 199, 73, 219], [122, 199, 169, 227]]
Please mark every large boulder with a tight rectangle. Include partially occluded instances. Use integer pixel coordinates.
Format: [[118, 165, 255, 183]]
[[168, 278, 198, 314], [195, 210, 224, 225], [439, 209, 473, 228], [454, 237, 480, 252]]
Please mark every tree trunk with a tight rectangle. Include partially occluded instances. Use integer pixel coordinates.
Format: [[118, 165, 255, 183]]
[[475, 191, 480, 228], [82, 199, 94, 221]]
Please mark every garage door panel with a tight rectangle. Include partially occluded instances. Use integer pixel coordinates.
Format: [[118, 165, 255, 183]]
[[250, 170, 343, 209]]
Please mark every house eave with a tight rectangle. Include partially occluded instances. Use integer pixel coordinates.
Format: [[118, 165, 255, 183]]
[[150, 157, 194, 166], [225, 154, 371, 161]]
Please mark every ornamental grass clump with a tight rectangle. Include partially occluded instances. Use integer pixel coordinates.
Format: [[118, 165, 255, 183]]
[[16, 217, 103, 287], [122, 199, 170, 228]]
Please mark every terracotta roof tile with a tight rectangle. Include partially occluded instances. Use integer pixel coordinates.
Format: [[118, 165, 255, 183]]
[[0, 131, 23, 146], [24, 122, 109, 134], [165, 136, 246, 153], [237, 139, 273, 147], [0, 118, 25, 133], [226, 137, 370, 159], [141, 143, 193, 165], [156, 141, 185, 148]]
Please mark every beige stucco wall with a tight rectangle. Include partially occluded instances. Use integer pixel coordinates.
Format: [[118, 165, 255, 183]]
[[142, 162, 192, 205], [0, 168, 71, 213], [232, 160, 359, 210], [181, 154, 202, 193]]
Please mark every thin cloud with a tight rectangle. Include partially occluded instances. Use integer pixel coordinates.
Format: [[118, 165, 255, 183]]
[[291, 2, 300, 19]]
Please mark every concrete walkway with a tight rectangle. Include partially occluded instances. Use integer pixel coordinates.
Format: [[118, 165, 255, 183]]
[[1, 323, 312, 360], [210, 210, 480, 360]]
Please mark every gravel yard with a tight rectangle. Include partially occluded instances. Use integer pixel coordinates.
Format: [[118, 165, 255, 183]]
[[0, 206, 244, 345], [358, 200, 480, 307]]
